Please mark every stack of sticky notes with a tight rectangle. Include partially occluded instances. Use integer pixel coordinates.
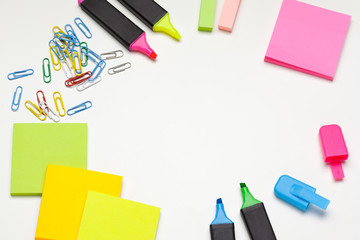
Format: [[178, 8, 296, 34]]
[[11, 123, 161, 240], [265, 0, 351, 80]]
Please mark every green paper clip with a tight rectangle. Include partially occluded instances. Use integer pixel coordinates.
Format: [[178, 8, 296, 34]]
[[43, 58, 51, 83]]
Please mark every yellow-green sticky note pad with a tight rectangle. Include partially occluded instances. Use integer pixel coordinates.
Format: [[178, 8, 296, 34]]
[[11, 123, 88, 196], [35, 165, 123, 240], [78, 191, 161, 240]]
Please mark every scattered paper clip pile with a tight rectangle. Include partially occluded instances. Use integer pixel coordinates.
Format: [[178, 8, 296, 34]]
[[8, 17, 132, 121]]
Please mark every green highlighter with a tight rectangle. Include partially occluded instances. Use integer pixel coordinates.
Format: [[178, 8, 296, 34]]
[[240, 183, 277, 240], [198, 0, 217, 31]]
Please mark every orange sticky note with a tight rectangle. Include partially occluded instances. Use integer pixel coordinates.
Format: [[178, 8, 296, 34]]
[[35, 165, 123, 240], [218, 0, 241, 32]]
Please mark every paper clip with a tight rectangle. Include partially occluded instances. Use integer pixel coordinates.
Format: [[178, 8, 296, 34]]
[[100, 50, 124, 60], [65, 71, 92, 87], [67, 101, 92, 116], [49, 40, 65, 60], [11, 86, 23, 111], [39, 101, 60, 123], [25, 100, 47, 121], [81, 47, 101, 63], [43, 58, 51, 83], [74, 17, 92, 39], [108, 62, 131, 75], [65, 24, 80, 46], [53, 92, 66, 117], [72, 51, 83, 76], [80, 42, 88, 67], [50, 47, 61, 71], [8, 69, 34, 80], [90, 60, 106, 81], [77, 76, 102, 92], [36, 90, 49, 112], [52, 26, 66, 36], [61, 59, 73, 79]]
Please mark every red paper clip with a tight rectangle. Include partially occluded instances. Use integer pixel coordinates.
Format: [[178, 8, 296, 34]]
[[65, 71, 92, 87], [36, 90, 49, 112]]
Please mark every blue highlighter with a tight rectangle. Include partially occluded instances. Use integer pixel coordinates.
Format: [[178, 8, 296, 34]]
[[210, 198, 235, 240]]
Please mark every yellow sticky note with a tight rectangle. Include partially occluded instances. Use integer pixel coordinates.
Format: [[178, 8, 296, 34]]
[[77, 191, 161, 240], [35, 165, 123, 240]]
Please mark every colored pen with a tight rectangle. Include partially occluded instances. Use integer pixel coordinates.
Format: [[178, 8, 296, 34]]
[[240, 183, 276, 240], [117, 0, 181, 40], [210, 198, 235, 240], [78, 0, 157, 60]]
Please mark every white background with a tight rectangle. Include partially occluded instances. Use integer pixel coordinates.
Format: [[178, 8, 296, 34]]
[[1, 0, 360, 239]]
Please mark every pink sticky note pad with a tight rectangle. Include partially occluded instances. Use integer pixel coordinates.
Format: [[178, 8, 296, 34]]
[[265, 0, 351, 80], [218, 0, 241, 32], [319, 124, 348, 180]]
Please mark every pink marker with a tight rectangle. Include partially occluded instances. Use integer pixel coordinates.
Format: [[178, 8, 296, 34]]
[[78, 0, 157, 60], [319, 124, 348, 180], [218, 0, 242, 32]]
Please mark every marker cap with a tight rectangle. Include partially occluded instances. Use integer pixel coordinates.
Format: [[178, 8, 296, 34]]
[[274, 175, 330, 211], [319, 124, 348, 180]]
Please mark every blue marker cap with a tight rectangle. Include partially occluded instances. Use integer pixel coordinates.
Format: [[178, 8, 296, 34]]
[[211, 198, 233, 225], [274, 175, 330, 211]]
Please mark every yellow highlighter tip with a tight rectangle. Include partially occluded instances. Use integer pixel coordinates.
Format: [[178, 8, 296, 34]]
[[153, 13, 181, 41]]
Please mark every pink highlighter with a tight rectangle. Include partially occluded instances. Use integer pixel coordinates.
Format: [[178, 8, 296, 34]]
[[319, 124, 348, 180]]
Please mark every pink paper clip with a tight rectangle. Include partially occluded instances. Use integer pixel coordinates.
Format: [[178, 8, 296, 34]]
[[319, 124, 348, 180]]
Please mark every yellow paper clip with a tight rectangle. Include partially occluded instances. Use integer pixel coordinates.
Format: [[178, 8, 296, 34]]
[[72, 51, 83, 76], [53, 26, 66, 38], [25, 100, 47, 121], [53, 92, 66, 117], [50, 47, 61, 71]]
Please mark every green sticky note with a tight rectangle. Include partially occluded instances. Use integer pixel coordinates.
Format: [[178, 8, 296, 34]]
[[198, 0, 217, 32], [11, 123, 87, 196]]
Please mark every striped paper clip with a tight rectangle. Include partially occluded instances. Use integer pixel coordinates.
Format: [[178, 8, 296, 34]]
[[100, 50, 124, 60], [8, 69, 34, 80], [11, 86, 23, 111], [25, 100, 47, 121], [67, 101, 92, 116], [72, 51, 83, 76], [43, 58, 51, 83], [74, 17, 92, 39], [39, 101, 60, 123], [90, 60, 106, 81], [77, 76, 102, 92], [53, 92, 66, 117], [65, 71, 92, 87], [80, 42, 88, 67]]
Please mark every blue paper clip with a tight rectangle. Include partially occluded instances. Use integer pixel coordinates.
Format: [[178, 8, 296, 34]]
[[65, 24, 80, 46], [81, 47, 101, 63], [11, 86, 23, 111], [74, 17, 92, 39], [49, 40, 65, 60], [8, 69, 34, 80], [90, 60, 106, 81], [67, 101, 92, 116]]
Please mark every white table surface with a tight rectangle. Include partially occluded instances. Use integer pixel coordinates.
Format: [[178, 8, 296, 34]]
[[1, 0, 360, 239]]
